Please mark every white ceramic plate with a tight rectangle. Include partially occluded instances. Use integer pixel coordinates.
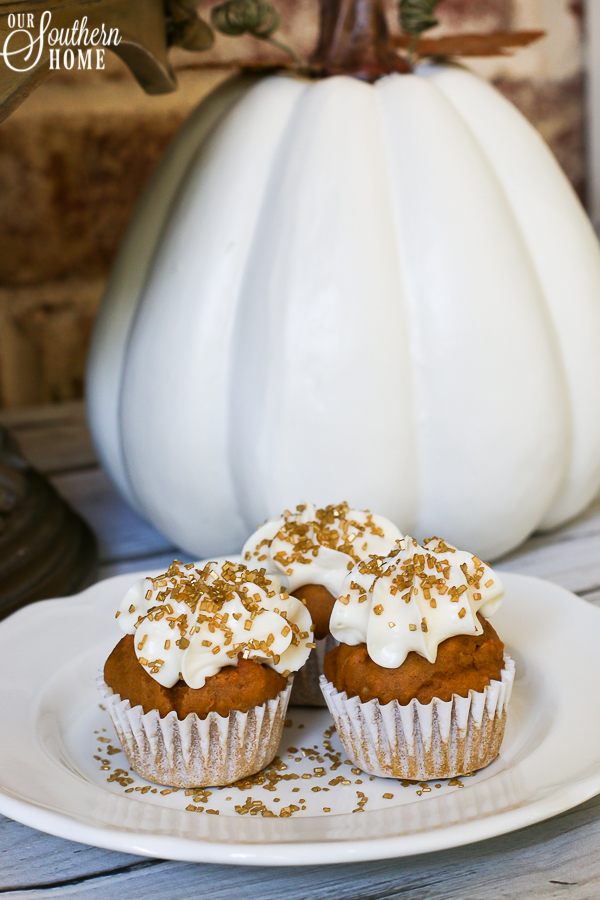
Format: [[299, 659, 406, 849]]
[[0, 569, 598, 865]]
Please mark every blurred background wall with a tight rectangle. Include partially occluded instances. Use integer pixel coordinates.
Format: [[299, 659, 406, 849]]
[[0, 0, 586, 409]]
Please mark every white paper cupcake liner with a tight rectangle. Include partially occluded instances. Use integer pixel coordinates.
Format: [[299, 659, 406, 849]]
[[97, 674, 294, 788], [320, 655, 515, 779], [290, 634, 338, 707]]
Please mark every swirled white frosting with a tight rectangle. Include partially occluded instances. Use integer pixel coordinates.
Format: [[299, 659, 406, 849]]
[[330, 536, 504, 668], [242, 502, 403, 596], [115, 560, 314, 689]]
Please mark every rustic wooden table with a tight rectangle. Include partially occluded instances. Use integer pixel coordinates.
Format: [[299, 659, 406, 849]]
[[1, 400, 600, 898]]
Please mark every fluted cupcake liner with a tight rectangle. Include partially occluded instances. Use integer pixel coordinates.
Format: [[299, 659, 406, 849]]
[[290, 635, 338, 707], [319, 655, 515, 780], [97, 674, 294, 788]]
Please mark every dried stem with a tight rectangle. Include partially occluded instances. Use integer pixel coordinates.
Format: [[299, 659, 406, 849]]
[[311, 0, 408, 77]]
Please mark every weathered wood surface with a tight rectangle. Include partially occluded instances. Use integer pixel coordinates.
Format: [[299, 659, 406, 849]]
[[1, 399, 600, 898]]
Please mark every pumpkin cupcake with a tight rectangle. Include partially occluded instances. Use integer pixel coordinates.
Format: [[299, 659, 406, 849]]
[[242, 502, 403, 705], [320, 536, 514, 779], [98, 559, 313, 788]]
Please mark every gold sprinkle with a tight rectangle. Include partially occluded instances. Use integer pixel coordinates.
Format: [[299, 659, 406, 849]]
[[458, 608, 466, 619], [383, 793, 394, 799], [128, 604, 136, 614], [485, 579, 493, 588], [448, 778, 464, 788], [409, 624, 417, 632]]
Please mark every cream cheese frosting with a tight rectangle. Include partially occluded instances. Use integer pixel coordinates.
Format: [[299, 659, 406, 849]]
[[116, 559, 314, 689], [242, 502, 403, 597], [330, 536, 504, 669]]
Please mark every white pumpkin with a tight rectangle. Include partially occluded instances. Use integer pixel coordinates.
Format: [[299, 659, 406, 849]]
[[87, 64, 600, 561]]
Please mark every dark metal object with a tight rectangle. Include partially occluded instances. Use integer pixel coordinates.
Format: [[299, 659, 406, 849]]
[[165, 0, 214, 52], [0, 427, 97, 621]]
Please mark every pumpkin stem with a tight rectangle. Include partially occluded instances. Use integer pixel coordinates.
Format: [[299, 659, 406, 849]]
[[311, 0, 409, 77]]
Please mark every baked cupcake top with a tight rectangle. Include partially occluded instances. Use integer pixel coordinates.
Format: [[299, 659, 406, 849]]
[[242, 501, 403, 596], [116, 560, 314, 690], [330, 536, 504, 668]]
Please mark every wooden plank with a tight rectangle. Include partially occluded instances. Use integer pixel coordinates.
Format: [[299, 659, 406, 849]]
[[0, 402, 190, 579], [1, 795, 600, 897], [497, 495, 600, 594], [0, 401, 96, 474], [581, 587, 600, 606], [498, 533, 600, 594], [0, 816, 148, 891], [97, 550, 191, 580], [49, 467, 176, 564]]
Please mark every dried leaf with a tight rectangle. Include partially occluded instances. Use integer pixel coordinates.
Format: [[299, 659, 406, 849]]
[[393, 29, 545, 58]]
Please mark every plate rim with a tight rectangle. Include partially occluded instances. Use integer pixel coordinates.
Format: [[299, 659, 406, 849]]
[[0, 569, 599, 866]]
